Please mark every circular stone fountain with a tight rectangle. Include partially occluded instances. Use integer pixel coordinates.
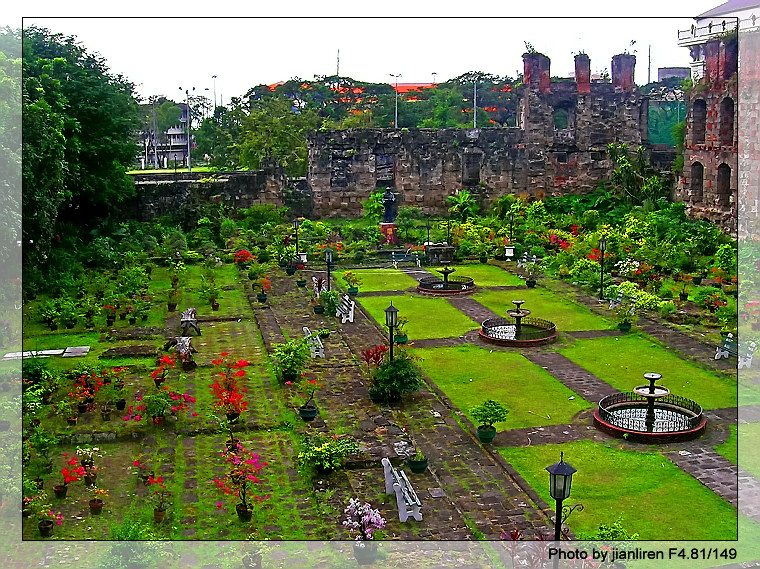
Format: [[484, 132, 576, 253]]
[[479, 300, 558, 347], [594, 372, 706, 443], [417, 265, 475, 295]]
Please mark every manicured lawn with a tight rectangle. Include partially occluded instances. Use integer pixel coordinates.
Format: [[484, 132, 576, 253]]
[[498, 440, 737, 540], [346, 269, 421, 292], [414, 345, 593, 429], [425, 264, 525, 287], [473, 288, 612, 331], [558, 336, 737, 410], [715, 424, 737, 464], [358, 294, 479, 340], [739, 422, 760, 480]]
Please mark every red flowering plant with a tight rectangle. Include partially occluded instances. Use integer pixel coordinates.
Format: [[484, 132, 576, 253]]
[[704, 292, 728, 312], [150, 355, 176, 386], [587, 248, 615, 263], [257, 276, 271, 293], [742, 300, 760, 322], [212, 444, 268, 514], [284, 373, 324, 409], [102, 304, 116, 317], [146, 475, 171, 511], [234, 250, 255, 265], [210, 353, 250, 416], [60, 454, 86, 486], [361, 345, 388, 371]]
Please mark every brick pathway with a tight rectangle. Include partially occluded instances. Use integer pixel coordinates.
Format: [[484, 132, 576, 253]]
[[522, 352, 620, 404]]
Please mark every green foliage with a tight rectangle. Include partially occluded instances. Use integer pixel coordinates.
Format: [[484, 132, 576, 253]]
[[239, 204, 288, 231], [297, 433, 359, 473], [369, 350, 422, 402], [469, 399, 509, 428], [607, 143, 672, 207], [581, 516, 640, 540], [447, 190, 480, 221], [319, 290, 340, 316], [219, 218, 237, 242], [272, 338, 310, 376], [362, 191, 384, 223]]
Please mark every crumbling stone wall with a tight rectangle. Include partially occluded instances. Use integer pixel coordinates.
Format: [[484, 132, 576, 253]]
[[738, 29, 760, 238], [676, 37, 738, 233], [308, 53, 648, 218]]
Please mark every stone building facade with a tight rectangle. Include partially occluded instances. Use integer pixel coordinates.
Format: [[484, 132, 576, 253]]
[[307, 53, 649, 219], [677, 30, 739, 233]]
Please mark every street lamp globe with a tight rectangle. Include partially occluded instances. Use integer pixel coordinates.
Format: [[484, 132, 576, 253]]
[[384, 302, 399, 329], [546, 452, 577, 502]]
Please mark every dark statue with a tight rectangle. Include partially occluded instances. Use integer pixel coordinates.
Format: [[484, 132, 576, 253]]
[[382, 188, 396, 223]]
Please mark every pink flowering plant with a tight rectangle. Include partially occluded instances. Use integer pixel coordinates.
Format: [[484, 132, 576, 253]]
[[342, 498, 386, 541], [212, 443, 268, 512]]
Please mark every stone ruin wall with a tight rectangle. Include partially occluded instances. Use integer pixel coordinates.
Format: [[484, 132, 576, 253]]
[[308, 53, 649, 219]]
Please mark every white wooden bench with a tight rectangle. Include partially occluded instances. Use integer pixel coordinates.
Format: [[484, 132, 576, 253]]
[[517, 253, 542, 268], [608, 291, 638, 311], [715, 333, 756, 369], [336, 294, 356, 324], [180, 308, 201, 336], [163, 336, 197, 368], [381, 457, 422, 522], [302, 326, 325, 359], [390, 249, 421, 269]]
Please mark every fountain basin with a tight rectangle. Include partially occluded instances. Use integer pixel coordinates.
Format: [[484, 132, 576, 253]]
[[479, 316, 558, 347], [417, 275, 476, 295], [594, 391, 706, 443]]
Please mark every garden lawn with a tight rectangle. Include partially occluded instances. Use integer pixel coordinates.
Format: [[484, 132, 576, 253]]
[[559, 335, 736, 410], [425, 264, 525, 287], [715, 424, 737, 464], [739, 422, 760, 480], [473, 288, 612, 331], [413, 345, 592, 429], [345, 269, 420, 292], [498, 440, 737, 540], [358, 294, 479, 340]]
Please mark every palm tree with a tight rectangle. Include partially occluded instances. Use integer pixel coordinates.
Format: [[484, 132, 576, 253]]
[[446, 190, 480, 221]]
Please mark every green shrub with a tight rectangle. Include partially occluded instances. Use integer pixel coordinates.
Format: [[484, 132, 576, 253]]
[[469, 399, 509, 428], [608, 281, 665, 311], [220, 218, 237, 242], [369, 350, 422, 402], [297, 433, 359, 473]]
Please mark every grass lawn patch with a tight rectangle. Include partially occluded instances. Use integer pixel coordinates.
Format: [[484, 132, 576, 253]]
[[473, 288, 612, 331], [425, 264, 525, 287], [498, 440, 737, 540], [559, 335, 736, 409], [414, 345, 592, 428], [715, 424, 737, 464], [346, 269, 420, 292], [358, 294, 478, 340], [739, 422, 760, 480]]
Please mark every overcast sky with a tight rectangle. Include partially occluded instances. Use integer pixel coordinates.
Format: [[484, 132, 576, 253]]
[[8, 1, 723, 104]]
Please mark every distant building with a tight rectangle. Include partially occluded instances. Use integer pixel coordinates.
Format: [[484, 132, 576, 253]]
[[138, 103, 191, 169], [675, 0, 759, 234], [657, 67, 691, 81]]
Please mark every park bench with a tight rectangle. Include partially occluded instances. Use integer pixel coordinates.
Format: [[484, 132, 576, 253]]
[[608, 291, 638, 311], [302, 326, 325, 359], [390, 249, 421, 269], [312, 276, 328, 298], [381, 457, 422, 522], [715, 333, 756, 369], [180, 308, 201, 336], [336, 294, 356, 324], [163, 336, 197, 369]]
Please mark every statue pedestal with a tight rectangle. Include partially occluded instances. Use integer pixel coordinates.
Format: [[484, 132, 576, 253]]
[[379, 223, 399, 245]]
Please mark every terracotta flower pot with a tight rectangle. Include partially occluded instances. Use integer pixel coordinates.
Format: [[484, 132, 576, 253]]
[[66, 416, 78, 426], [53, 484, 68, 499], [154, 508, 166, 523], [89, 499, 104, 515]]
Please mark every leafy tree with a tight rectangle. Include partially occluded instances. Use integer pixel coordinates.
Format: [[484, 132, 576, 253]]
[[607, 143, 672, 208], [22, 26, 141, 288], [447, 190, 480, 221], [0, 28, 21, 276], [395, 205, 423, 240], [239, 97, 321, 177]]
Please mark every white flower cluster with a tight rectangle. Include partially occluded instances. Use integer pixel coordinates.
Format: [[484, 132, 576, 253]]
[[342, 497, 386, 541], [614, 258, 640, 278]]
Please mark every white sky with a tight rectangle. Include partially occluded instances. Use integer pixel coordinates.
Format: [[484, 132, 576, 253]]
[[7, 1, 723, 103]]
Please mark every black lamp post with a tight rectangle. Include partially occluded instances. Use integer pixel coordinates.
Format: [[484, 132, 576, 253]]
[[425, 222, 431, 245], [546, 452, 578, 547], [599, 236, 607, 301], [325, 247, 333, 292], [508, 211, 515, 243], [384, 302, 399, 361], [293, 218, 300, 261]]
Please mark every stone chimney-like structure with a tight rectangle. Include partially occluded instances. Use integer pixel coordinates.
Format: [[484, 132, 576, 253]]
[[574, 54, 591, 95], [612, 54, 636, 91], [523, 53, 552, 93]]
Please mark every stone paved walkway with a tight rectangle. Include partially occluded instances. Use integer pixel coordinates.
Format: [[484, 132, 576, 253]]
[[522, 352, 619, 403]]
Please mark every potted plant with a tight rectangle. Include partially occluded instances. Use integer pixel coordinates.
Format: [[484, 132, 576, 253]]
[[342, 271, 362, 296], [522, 262, 542, 288], [285, 375, 324, 421], [614, 301, 639, 332], [33, 497, 64, 537], [199, 276, 222, 309], [272, 339, 310, 383], [343, 498, 386, 564], [210, 354, 250, 422], [142, 389, 174, 423], [102, 304, 117, 326], [295, 270, 307, 288], [169, 260, 186, 289], [315, 328, 331, 340], [368, 350, 422, 403], [256, 276, 271, 303], [88, 488, 108, 515], [215, 443, 267, 522], [75, 446, 104, 470], [474, 240, 491, 264], [393, 316, 409, 344], [130, 453, 154, 485], [146, 475, 171, 523], [469, 399, 509, 443], [167, 288, 182, 312], [319, 290, 340, 317], [56, 454, 86, 498], [53, 400, 77, 426], [310, 293, 325, 314], [39, 299, 61, 330], [234, 249, 254, 270], [56, 298, 81, 329], [407, 448, 428, 474]]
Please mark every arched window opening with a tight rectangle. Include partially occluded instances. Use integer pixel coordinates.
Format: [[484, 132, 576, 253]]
[[690, 162, 704, 202], [692, 99, 706, 145], [717, 163, 732, 207]]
